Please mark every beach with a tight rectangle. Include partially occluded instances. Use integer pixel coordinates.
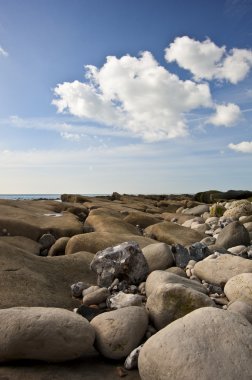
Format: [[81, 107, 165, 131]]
[[0, 191, 251, 379]]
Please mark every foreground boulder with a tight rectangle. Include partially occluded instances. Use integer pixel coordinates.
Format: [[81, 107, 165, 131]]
[[90, 242, 149, 287], [138, 307, 252, 380], [0, 307, 95, 362], [194, 254, 252, 286], [90, 306, 148, 359], [146, 283, 214, 329]]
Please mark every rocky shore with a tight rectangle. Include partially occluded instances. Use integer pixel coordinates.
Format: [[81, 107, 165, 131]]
[[0, 191, 252, 379]]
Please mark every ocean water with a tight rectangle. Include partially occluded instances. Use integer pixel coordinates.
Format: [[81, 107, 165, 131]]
[[0, 194, 106, 200]]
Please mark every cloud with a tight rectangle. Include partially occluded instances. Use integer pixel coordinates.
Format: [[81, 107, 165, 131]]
[[207, 103, 241, 126], [0, 46, 8, 57], [228, 141, 252, 153], [165, 36, 252, 84], [60, 131, 81, 142], [53, 51, 212, 142]]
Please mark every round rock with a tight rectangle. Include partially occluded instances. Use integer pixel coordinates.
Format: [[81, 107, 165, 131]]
[[90, 306, 148, 359], [0, 307, 95, 362], [138, 307, 252, 380], [142, 243, 174, 272], [224, 273, 252, 302]]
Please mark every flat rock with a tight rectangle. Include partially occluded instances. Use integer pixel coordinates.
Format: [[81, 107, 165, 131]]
[[146, 283, 214, 329], [138, 307, 252, 380], [224, 273, 252, 302], [123, 212, 162, 229], [144, 221, 204, 246], [90, 306, 148, 359], [194, 254, 252, 286], [0, 307, 95, 362], [145, 270, 207, 297], [66, 232, 156, 255], [215, 221, 250, 249], [0, 240, 96, 309], [85, 213, 141, 235], [142, 243, 174, 272], [0, 236, 42, 255], [0, 199, 83, 240]]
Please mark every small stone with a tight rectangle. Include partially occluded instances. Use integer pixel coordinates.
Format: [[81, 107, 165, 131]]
[[116, 367, 128, 377], [83, 287, 110, 306], [124, 344, 143, 370], [82, 285, 100, 297], [71, 282, 89, 298], [39, 233, 56, 250], [108, 292, 143, 309]]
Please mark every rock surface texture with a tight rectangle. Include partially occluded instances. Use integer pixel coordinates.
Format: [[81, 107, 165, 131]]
[[138, 307, 252, 380], [0, 307, 95, 362], [90, 241, 149, 287], [90, 306, 148, 359]]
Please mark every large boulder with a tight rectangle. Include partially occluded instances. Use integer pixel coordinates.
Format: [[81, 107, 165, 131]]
[[90, 306, 148, 359], [0, 236, 42, 255], [90, 241, 149, 287], [224, 273, 252, 302], [0, 240, 96, 309], [215, 221, 250, 249], [145, 270, 207, 297], [138, 307, 252, 380], [0, 307, 95, 362], [146, 283, 214, 329], [65, 232, 155, 255], [142, 243, 174, 272], [144, 222, 204, 246], [194, 254, 252, 286], [85, 213, 140, 235]]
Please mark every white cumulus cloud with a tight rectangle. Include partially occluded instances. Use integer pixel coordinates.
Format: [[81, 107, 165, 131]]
[[207, 103, 241, 127], [53, 51, 212, 142], [0, 46, 8, 57], [228, 141, 252, 153], [165, 36, 252, 84]]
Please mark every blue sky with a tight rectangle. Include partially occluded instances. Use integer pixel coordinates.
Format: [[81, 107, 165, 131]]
[[0, 0, 251, 194]]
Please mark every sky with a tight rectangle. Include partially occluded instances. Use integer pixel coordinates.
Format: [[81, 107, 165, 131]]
[[0, 0, 251, 194]]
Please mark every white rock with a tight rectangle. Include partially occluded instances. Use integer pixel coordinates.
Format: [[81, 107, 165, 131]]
[[108, 291, 143, 309]]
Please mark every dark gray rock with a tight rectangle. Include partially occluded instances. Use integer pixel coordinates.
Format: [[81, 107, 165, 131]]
[[39, 233, 56, 250], [216, 221, 250, 249], [189, 242, 211, 262], [172, 244, 190, 268], [90, 241, 149, 287]]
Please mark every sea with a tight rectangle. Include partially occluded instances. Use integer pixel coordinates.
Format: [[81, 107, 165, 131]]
[[0, 194, 107, 200]]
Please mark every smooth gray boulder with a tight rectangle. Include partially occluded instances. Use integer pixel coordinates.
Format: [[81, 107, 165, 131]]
[[146, 283, 214, 329], [138, 307, 252, 380], [0, 307, 95, 362], [142, 243, 174, 272], [183, 204, 209, 216], [90, 306, 148, 359], [145, 270, 207, 297], [90, 241, 149, 287], [215, 221, 250, 249], [194, 254, 252, 286]]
